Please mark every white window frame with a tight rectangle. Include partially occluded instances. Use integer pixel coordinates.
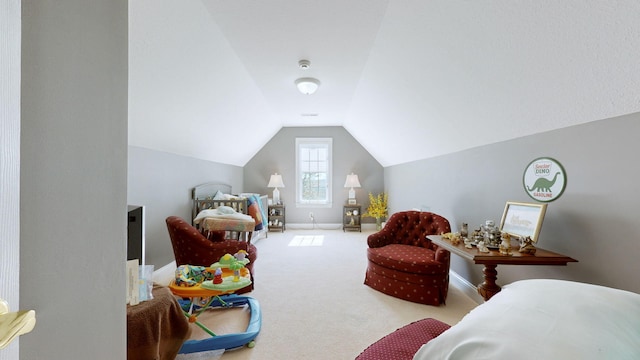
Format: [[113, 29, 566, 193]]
[[295, 137, 332, 208]]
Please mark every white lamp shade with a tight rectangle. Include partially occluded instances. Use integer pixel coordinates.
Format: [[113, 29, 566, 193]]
[[344, 173, 360, 204], [344, 173, 361, 189], [295, 77, 320, 95], [268, 173, 285, 188], [268, 173, 285, 205]]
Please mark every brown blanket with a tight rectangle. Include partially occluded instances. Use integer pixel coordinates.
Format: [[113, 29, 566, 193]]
[[127, 285, 190, 360]]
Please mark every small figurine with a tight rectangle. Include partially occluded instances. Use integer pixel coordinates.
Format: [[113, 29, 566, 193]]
[[460, 222, 469, 238], [477, 241, 490, 253], [499, 233, 512, 255], [234, 250, 248, 261], [442, 232, 462, 245], [464, 237, 473, 249], [213, 267, 223, 284], [519, 236, 537, 254]]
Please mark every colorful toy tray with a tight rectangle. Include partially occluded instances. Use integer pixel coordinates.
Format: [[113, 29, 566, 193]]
[[168, 267, 251, 298], [178, 294, 262, 353]]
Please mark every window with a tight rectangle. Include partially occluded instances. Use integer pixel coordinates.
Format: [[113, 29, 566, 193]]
[[296, 138, 332, 207]]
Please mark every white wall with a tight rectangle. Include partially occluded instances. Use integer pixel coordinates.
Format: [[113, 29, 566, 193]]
[[0, 1, 21, 358], [20, 1, 128, 359], [386, 113, 640, 295]]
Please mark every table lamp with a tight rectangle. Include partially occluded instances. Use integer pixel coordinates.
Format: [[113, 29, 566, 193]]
[[267, 173, 285, 204], [344, 173, 361, 205]]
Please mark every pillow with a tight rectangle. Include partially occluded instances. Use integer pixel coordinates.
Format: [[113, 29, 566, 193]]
[[216, 206, 236, 215], [413, 279, 640, 360], [212, 190, 225, 200]]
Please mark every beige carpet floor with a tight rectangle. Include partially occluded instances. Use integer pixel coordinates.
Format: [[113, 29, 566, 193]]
[[175, 228, 479, 360]]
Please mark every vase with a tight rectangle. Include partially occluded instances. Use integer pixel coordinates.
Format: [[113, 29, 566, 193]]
[[375, 217, 382, 231]]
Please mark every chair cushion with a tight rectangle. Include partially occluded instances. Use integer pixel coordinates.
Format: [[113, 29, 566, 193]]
[[367, 244, 448, 275], [356, 318, 450, 360]]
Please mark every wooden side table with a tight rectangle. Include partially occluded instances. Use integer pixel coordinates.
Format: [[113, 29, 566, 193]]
[[268, 204, 285, 232], [343, 205, 361, 232], [427, 235, 577, 301]]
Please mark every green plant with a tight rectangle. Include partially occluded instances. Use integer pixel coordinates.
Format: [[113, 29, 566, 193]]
[[363, 192, 388, 220]]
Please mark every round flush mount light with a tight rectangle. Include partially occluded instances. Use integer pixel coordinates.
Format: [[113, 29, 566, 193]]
[[295, 77, 320, 95]]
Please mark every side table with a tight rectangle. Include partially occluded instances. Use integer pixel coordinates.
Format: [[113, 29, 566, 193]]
[[427, 235, 577, 301], [343, 205, 361, 232], [268, 204, 285, 232]]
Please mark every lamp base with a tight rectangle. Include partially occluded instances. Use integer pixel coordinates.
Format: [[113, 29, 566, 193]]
[[348, 188, 356, 205], [272, 188, 280, 205]]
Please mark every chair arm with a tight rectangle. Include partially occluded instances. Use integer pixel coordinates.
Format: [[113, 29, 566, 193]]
[[367, 229, 394, 248], [433, 246, 450, 265]]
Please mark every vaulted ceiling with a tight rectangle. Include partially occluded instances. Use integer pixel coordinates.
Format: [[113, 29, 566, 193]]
[[129, 0, 640, 167]]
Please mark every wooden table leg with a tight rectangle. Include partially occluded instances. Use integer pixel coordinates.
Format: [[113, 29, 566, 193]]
[[477, 264, 501, 301]]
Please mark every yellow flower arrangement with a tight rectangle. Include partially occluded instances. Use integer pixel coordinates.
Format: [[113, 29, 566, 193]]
[[363, 192, 388, 220]]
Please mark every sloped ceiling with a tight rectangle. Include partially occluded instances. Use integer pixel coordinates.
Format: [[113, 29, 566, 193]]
[[129, 0, 640, 167]]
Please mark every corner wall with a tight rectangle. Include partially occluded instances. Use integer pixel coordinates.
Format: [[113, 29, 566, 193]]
[[20, 1, 128, 358], [386, 113, 640, 294], [243, 126, 384, 224]]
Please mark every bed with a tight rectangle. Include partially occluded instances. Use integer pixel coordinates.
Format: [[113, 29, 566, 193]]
[[191, 183, 268, 241], [357, 279, 640, 360]]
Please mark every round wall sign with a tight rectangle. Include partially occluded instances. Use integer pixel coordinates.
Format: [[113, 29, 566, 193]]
[[523, 157, 567, 202]]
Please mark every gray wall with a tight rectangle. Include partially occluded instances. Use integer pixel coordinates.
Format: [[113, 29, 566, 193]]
[[128, 146, 243, 267], [386, 113, 640, 294], [244, 126, 384, 224], [1, 1, 20, 358], [20, 1, 128, 359]]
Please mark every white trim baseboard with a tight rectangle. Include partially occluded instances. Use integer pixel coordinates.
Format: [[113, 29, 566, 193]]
[[284, 223, 378, 231], [449, 270, 483, 304]]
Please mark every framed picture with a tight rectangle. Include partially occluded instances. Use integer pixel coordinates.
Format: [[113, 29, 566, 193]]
[[499, 201, 547, 243]]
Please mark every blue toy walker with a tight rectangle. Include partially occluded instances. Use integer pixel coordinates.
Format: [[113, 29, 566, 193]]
[[169, 264, 262, 354]]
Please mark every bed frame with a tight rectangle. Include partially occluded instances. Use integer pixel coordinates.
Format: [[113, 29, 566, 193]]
[[191, 183, 268, 239]]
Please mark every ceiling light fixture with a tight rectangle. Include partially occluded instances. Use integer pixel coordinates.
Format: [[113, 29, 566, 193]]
[[295, 77, 320, 95]]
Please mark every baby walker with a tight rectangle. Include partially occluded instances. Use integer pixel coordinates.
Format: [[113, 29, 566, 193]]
[[169, 253, 262, 353]]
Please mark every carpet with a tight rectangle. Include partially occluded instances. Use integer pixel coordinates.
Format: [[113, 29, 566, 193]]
[[170, 229, 479, 360]]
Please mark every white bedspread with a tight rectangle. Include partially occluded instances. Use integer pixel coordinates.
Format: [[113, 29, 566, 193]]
[[193, 207, 254, 224], [414, 279, 640, 360]]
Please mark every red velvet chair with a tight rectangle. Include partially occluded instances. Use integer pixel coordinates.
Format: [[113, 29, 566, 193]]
[[166, 216, 257, 294], [364, 211, 451, 305]]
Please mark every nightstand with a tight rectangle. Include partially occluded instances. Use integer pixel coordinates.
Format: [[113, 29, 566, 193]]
[[343, 205, 361, 232], [268, 205, 285, 232]]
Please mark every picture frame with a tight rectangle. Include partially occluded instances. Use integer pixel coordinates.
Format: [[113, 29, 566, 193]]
[[499, 201, 547, 243]]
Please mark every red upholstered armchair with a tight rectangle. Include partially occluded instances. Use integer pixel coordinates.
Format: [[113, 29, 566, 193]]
[[364, 211, 451, 305], [166, 216, 257, 294]]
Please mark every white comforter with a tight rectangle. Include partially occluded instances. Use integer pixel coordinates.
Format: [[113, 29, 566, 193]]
[[414, 279, 640, 360], [193, 207, 254, 224]]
